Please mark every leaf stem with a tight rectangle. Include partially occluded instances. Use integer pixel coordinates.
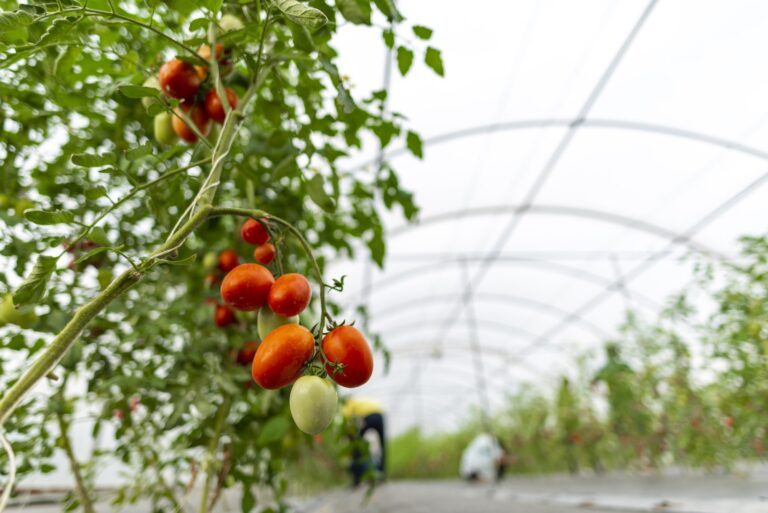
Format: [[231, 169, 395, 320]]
[[36, 7, 205, 64]]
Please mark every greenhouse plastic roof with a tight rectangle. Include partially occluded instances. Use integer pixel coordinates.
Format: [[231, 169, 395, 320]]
[[328, 0, 768, 434]]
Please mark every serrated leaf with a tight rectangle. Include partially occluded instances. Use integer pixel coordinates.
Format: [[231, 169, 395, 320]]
[[307, 174, 335, 212], [24, 210, 75, 225], [85, 186, 108, 201], [257, 416, 290, 446], [14, 255, 58, 306], [412, 25, 433, 40], [396, 46, 414, 76], [425, 46, 444, 76], [72, 153, 115, 167], [0, 10, 34, 43], [119, 85, 160, 99], [336, 0, 371, 25], [274, 0, 328, 31], [406, 130, 423, 159]]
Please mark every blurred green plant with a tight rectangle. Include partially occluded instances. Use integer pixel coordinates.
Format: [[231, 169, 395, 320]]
[[389, 236, 768, 479]]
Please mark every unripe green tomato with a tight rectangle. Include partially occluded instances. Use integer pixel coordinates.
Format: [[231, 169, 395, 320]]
[[220, 14, 244, 32], [154, 112, 177, 146], [14, 199, 35, 216], [0, 194, 11, 209], [142, 77, 161, 109], [257, 307, 299, 341], [0, 294, 37, 329], [202, 252, 218, 269], [289, 376, 337, 435]]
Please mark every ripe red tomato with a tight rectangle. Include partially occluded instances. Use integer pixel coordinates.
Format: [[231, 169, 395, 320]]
[[241, 218, 269, 245], [218, 250, 239, 273], [204, 88, 239, 123], [158, 59, 200, 100], [268, 273, 311, 317], [172, 104, 210, 144], [251, 324, 314, 389], [214, 304, 236, 327], [195, 43, 232, 79], [723, 416, 735, 428], [253, 243, 275, 265], [237, 341, 259, 366], [322, 326, 373, 388], [221, 263, 275, 311]]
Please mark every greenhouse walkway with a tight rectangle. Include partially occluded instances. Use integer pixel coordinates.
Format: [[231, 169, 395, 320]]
[[302, 469, 768, 513]]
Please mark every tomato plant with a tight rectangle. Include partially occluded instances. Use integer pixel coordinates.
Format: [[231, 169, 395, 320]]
[[0, 0, 439, 509]]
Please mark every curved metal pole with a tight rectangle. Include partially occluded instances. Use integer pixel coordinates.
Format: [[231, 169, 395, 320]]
[[387, 204, 723, 260], [372, 292, 609, 340], [350, 117, 768, 172], [348, 257, 662, 311]]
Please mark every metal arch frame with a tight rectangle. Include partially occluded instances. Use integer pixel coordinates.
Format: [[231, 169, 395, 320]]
[[371, 292, 609, 340], [351, 117, 768, 172], [349, 257, 663, 312], [386, 204, 724, 259]]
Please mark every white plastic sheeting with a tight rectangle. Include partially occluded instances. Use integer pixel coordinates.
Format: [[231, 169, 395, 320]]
[[329, 0, 768, 434]]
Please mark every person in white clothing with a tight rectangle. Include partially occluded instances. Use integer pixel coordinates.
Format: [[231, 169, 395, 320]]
[[459, 433, 506, 482]]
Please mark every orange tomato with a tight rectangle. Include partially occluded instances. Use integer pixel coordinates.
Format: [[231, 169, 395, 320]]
[[220, 263, 275, 311], [322, 326, 373, 388], [251, 324, 314, 389]]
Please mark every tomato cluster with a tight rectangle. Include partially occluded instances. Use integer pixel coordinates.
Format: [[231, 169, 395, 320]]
[[148, 38, 239, 145], [203, 217, 375, 435]]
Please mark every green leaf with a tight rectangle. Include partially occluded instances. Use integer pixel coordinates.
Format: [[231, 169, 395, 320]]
[[396, 46, 414, 76], [257, 416, 291, 445], [241, 488, 256, 513], [118, 85, 161, 99], [75, 246, 117, 265], [0, 10, 34, 43], [307, 174, 335, 212], [382, 29, 394, 49], [412, 25, 433, 40], [14, 256, 58, 306], [273, 0, 328, 31], [88, 227, 110, 247], [425, 46, 444, 76], [372, 0, 403, 21], [368, 227, 385, 268], [24, 210, 75, 225], [72, 153, 116, 168], [336, 0, 371, 25], [406, 130, 423, 159], [188, 17, 209, 32], [126, 142, 153, 160], [146, 103, 166, 116], [85, 187, 108, 201]]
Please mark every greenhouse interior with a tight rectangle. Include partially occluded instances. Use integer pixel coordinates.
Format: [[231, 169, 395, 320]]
[[0, 0, 766, 512]]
